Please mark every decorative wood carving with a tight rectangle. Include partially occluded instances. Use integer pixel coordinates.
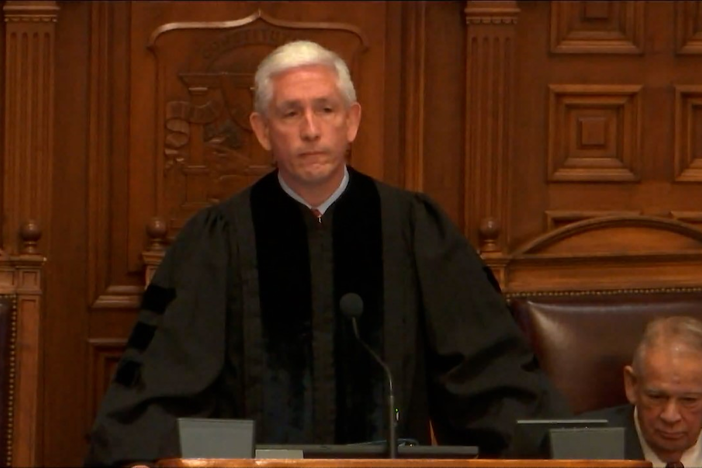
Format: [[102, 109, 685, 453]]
[[86, 339, 126, 429], [464, 1, 518, 253], [674, 85, 702, 182], [143, 217, 167, 285], [676, 1, 702, 54], [146, 9, 368, 241], [19, 221, 41, 255], [3, 1, 58, 255], [547, 84, 642, 182], [550, 1, 644, 54]]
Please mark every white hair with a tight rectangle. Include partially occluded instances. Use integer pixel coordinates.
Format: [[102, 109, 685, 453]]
[[632, 315, 702, 375], [253, 40, 357, 115]]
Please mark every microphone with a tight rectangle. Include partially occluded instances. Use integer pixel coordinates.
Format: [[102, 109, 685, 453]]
[[339, 293, 398, 459]]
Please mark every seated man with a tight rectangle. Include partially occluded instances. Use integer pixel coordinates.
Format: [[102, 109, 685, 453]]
[[84, 39, 568, 467], [585, 316, 702, 467]]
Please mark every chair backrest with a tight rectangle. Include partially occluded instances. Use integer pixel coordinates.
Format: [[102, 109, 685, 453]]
[[0, 297, 16, 467], [508, 289, 702, 415]]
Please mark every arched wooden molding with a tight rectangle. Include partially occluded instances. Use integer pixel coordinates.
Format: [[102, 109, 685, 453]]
[[505, 215, 702, 293]]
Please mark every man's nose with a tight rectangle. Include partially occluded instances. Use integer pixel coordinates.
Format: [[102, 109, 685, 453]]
[[300, 109, 320, 141], [660, 399, 682, 423]]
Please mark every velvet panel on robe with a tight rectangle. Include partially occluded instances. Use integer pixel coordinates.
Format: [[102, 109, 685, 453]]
[[248, 170, 386, 444], [84, 168, 570, 467]]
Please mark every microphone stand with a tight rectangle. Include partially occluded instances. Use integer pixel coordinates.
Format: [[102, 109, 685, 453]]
[[350, 317, 398, 459]]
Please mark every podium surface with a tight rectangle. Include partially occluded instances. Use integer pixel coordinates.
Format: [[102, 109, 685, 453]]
[[157, 458, 651, 468]]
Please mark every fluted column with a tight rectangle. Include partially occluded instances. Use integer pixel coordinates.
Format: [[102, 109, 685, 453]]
[[3, 1, 58, 254], [3, 2, 56, 465], [464, 1, 519, 258]]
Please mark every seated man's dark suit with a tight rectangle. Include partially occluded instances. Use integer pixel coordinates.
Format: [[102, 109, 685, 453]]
[[582, 404, 644, 459]]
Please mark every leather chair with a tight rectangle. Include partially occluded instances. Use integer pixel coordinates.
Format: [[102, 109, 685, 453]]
[[0, 297, 16, 467], [508, 289, 702, 415]]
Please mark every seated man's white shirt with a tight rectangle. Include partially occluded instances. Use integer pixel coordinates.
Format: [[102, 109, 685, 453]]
[[635, 406, 702, 467]]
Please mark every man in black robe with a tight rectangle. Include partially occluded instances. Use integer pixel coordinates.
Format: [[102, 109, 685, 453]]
[[84, 40, 569, 467]]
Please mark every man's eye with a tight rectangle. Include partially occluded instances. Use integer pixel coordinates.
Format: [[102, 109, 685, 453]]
[[316, 106, 335, 115]]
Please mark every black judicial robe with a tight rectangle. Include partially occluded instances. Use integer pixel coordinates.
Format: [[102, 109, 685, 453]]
[[84, 168, 569, 467], [581, 405, 644, 460]]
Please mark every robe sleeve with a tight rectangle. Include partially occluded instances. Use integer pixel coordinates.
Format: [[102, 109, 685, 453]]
[[84, 206, 232, 467], [410, 194, 570, 454]]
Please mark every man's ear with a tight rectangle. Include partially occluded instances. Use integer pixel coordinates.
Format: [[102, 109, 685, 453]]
[[345, 102, 362, 143], [624, 365, 638, 405], [250, 112, 271, 151]]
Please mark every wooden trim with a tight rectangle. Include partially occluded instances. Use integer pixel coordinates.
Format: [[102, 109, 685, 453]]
[[156, 459, 650, 468], [8, 253, 44, 468], [506, 286, 702, 299], [87, 1, 113, 305], [402, 2, 426, 192]]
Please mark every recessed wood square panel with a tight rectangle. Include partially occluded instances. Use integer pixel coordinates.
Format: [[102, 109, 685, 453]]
[[548, 84, 642, 182], [550, 1, 644, 54], [676, 0, 702, 54], [675, 85, 702, 182]]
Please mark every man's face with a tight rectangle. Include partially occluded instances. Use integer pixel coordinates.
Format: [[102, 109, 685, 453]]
[[250, 64, 361, 194], [625, 345, 702, 461]]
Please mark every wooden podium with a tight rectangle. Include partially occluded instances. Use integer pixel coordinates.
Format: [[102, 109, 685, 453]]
[[156, 459, 651, 468]]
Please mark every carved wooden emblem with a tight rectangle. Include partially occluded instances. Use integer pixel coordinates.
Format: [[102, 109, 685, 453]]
[[148, 10, 366, 236]]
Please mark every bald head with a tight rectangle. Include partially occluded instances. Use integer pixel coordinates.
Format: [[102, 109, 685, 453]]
[[625, 315, 702, 463], [632, 316, 702, 376]]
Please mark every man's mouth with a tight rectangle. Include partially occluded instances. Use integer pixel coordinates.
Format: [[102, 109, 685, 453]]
[[299, 148, 326, 156], [657, 430, 685, 440]]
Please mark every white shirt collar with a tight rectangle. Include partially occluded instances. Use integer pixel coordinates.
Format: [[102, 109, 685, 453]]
[[634, 405, 702, 467], [277, 166, 349, 215]]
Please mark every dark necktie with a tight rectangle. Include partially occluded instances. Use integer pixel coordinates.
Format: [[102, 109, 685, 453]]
[[310, 208, 322, 223], [666, 462, 684, 468]]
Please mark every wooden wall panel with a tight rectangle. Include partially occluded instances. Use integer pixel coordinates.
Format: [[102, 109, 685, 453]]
[[490, 0, 702, 291], [87, 2, 139, 311], [44, 2, 90, 465], [550, 1, 644, 54], [421, 1, 466, 228]]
